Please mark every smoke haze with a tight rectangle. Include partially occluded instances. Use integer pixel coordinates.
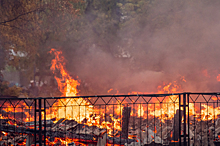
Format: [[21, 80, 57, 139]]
[[52, 0, 220, 95]]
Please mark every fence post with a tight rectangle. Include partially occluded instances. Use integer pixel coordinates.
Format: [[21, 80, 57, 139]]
[[34, 98, 44, 146], [179, 93, 189, 146], [179, 94, 182, 145], [183, 93, 186, 146], [44, 98, 46, 145], [39, 98, 42, 146], [34, 99, 37, 146], [187, 93, 190, 146]]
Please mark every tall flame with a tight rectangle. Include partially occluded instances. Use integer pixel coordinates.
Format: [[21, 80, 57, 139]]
[[49, 49, 93, 123], [49, 48, 80, 97], [1, 49, 220, 145], [49, 48, 121, 136]]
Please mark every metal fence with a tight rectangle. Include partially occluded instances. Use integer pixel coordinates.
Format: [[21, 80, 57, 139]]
[[0, 93, 220, 146]]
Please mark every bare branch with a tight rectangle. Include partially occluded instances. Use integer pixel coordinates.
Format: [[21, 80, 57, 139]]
[[0, 8, 43, 25]]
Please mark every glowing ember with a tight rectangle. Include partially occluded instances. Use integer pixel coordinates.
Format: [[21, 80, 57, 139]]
[[171, 140, 179, 143], [154, 126, 157, 133]]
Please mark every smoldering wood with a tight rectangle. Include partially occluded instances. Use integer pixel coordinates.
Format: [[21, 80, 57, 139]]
[[2, 107, 220, 146], [0, 134, 27, 145], [97, 133, 107, 146], [0, 118, 25, 126], [0, 110, 27, 119], [26, 134, 34, 146], [107, 136, 136, 144], [172, 109, 183, 141], [0, 120, 135, 145], [69, 142, 76, 146], [0, 119, 9, 124], [121, 106, 131, 139], [52, 118, 65, 127], [1, 118, 219, 146]]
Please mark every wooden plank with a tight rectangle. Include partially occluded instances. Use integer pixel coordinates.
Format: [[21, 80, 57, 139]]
[[121, 106, 131, 139], [172, 109, 183, 141]]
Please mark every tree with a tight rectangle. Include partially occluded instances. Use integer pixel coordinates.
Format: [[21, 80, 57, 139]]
[[0, 0, 84, 82]]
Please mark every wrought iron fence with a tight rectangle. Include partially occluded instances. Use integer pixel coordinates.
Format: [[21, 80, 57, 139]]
[[0, 93, 220, 146]]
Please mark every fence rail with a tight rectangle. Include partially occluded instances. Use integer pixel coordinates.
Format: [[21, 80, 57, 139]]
[[0, 93, 220, 146]]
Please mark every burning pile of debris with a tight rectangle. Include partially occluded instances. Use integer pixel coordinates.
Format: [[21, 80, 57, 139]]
[[1, 49, 220, 146], [0, 104, 134, 145], [0, 97, 220, 146]]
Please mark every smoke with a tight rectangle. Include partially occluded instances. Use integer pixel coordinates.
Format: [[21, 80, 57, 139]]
[[53, 0, 220, 94], [144, 0, 220, 92]]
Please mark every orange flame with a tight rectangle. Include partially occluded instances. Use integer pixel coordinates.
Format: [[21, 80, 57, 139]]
[[212, 96, 218, 101], [217, 74, 220, 81], [107, 88, 113, 93], [1, 49, 220, 145], [171, 140, 179, 143], [154, 126, 157, 133], [49, 48, 122, 136], [49, 48, 80, 97]]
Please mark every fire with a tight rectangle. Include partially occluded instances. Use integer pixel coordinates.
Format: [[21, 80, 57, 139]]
[[108, 88, 113, 93], [49, 48, 80, 97], [200, 104, 220, 120], [154, 126, 157, 133], [49, 48, 92, 122], [138, 104, 144, 117], [217, 74, 220, 81], [171, 140, 179, 143], [1, 48, 220, 145], [212, 96, 218, 100], [49, 48, 122, 136], [46, 137, 87, 146], [144, 82, 181, 122], [49, 48, 220, 129]]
